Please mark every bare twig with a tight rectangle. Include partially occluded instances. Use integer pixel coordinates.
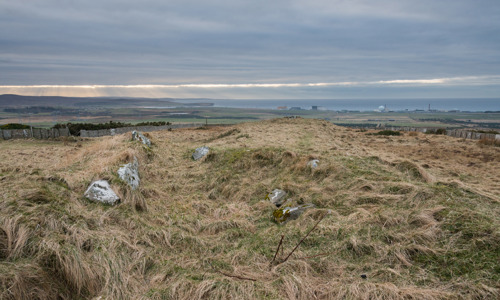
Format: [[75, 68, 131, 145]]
[[281, 212, 328, 264], [216, 270, 257, 282], [208, 261, 257, 282], [270, 235, 284, 266]]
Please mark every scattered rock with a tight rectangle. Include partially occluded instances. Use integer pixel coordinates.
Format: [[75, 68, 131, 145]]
[[273, 203, 315, 224], [118, 157, 140, 190], [132, 131, 151, 147], [307, 159, 319, 169], [193, 146, 210, 161], [84, 180, 120, 205], [266, 189, 287, 207]]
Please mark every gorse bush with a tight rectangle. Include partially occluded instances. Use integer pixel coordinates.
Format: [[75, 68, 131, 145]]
[[425, 128, 447, 135], [135, 121, 171, 127], [370, 130, 401, 136], [0, 123, 31, 129]]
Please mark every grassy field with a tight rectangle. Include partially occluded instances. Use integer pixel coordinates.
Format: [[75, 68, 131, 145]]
[[1, 118, 499, 299]]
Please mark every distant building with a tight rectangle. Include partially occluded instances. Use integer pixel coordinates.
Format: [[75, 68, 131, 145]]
[[277, 106, 287, 110], [289, 107, 302, 110], [312, 106, 318, 110]]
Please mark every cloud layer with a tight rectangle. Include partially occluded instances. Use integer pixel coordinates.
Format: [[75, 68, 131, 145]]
[[1, 0, 500, 98]]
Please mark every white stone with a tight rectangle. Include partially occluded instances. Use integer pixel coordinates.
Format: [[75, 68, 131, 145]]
[[84, 180, 120, 205], [193, 146, 209, 160], [132, 131, 151, 147], [307, 159, 319, 169], [267, 189, 287, 207], [118, 157, 140, 190]]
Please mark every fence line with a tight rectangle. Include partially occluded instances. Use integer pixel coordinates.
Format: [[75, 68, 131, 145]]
[[79, 123, 208, 137], [3, 123, 498, 141], [0, 123, 233, 140], [0, 127, 70, 140], [386, 126, 500, 141]]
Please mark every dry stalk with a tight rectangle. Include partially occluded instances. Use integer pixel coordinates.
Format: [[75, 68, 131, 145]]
[[215, 270, 257, 282], [279, 212, 327, 265], [208, 262, 257, 282], [269, 235, 284, 268]]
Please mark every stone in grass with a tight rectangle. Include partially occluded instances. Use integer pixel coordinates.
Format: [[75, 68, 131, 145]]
[[118, 157, 140, 190], [307, 159, 319, 169], [273, 203, 315, 224], [132, 131, 151, 147], [193, 146, 210, 161], [266, 189, 287, 207], [84, 180, 120, 205]]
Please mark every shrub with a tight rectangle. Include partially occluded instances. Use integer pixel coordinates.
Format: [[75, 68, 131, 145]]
[[0, 123, 31, 129], [135, 121, 171, 126], [425, 128, 447, 135]]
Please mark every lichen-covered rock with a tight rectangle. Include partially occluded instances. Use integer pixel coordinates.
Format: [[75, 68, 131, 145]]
[[273, 203, 315, 224], [307, 159, 319, 169], [118, 157, 140, 190], [193, 146, 209, 161], [132, 131, 151, 147], [266, 189, 287, 207], [84, 180, 120, 205]]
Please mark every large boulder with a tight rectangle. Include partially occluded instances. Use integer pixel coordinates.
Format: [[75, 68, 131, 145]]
[[118, 157, 140, 190], [193, 146, 210, 161], [84, 180, 120, 205], [132, 131, 151, 147], [266, 189, 287, 207], [273, 203, 315, 224]]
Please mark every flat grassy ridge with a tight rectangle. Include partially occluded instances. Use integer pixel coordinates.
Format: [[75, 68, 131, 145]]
[[1, 118, 499, 299]]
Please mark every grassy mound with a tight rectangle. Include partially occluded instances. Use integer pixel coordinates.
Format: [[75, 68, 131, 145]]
[[0, 118, 499, 299]]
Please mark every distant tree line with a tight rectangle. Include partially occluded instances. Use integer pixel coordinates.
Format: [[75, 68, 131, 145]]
[[0, 123, 31, 129]]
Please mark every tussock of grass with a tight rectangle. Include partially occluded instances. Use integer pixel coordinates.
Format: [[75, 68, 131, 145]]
[[395, 160, 435, 183], [478, 137, 500, 147], [0, 118, 499, 299]]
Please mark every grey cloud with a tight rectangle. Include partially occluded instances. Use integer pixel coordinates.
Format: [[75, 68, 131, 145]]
[[0, 0, 499, 99]]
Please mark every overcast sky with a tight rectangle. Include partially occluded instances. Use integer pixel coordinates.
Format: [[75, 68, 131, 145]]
[[1, 0, 500, 99]]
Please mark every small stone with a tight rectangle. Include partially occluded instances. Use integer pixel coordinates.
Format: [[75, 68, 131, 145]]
[[84, 180, 120, 205], [307, 159, 319, 169], [266, 189, 287, 207], [273, 203, 315, 224], [361, 274, 367, 279], [132, 131, 151, 147], [193, 146, 209, 160], [118, 157, 140, 190]]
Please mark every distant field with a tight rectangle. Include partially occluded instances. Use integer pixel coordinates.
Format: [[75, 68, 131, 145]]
[[1, 94, 499, 130]]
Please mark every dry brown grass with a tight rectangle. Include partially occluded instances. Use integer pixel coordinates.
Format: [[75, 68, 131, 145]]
[[1, 118, 499, 299], [478, 137, 500, 147]]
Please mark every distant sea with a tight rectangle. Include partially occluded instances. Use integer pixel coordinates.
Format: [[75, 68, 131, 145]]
[[180, 98, 500, 112]]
